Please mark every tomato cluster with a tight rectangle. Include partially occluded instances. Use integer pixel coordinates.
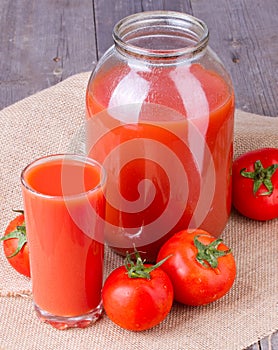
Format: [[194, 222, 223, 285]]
[[102, 229, 236, 331]]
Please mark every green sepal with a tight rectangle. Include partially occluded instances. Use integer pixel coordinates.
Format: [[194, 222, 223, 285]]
[[0, 224, 27, 258], [124, 246, 171, 280], [194, 235, 231, 269], [240, 160, 278, 196]]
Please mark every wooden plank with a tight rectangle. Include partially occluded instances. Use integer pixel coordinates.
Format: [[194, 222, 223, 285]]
[[93, 0, 193, 57], [0, 0, 96, 110], [190, 0, 278, 117], [140, 0, 192, 13], [248, 330, 278, 350], [92, 0, 142, 58], [261, 331, 278, 349]]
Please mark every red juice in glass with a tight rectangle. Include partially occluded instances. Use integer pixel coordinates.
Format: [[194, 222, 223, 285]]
[[85, 12, 235, 262], [86, 64, 234, 262], [21, 154, 106, 329]]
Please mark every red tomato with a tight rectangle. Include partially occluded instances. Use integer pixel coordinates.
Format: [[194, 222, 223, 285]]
[[157, 229, 236, 306], [1, 211, 30, 277], [102, 250, 174, 331], [232, 148, 278, 221]]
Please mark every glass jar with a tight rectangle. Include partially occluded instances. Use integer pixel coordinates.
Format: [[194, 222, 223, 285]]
[[86, 11, 235, 262]]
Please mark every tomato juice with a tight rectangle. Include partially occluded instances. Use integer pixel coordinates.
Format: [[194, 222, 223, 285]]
[[86, 63, 234, 262], [21, 155, 105, 326]]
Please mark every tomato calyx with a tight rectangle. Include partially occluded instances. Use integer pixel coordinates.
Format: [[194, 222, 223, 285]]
[[124, 247, 170, 280], [240, 160, 278, 196], [1, 210, 27, 258], [194, 235, 231, 269]]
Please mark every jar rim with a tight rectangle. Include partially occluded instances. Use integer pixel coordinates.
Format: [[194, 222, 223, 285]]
[[113, 11, 209, 59]]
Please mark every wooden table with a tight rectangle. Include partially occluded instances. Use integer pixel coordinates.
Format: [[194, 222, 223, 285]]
[[0, 1, 277, 349]]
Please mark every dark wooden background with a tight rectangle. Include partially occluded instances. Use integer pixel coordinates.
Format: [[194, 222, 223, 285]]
[[0, 0, 277, 349], [0, 0, 277, 117]]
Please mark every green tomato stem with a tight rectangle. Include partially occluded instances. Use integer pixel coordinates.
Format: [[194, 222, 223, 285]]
[[240, 160, 278, 196], [0, 216, 27, 258], [124, 246, 170, 280], [194, 235, 231, 269]]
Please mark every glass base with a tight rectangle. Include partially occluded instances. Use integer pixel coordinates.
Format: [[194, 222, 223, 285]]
[[34, 302, 103, 330]]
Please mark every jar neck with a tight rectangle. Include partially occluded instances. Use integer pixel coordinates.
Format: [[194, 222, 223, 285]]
[[112, 11, 209, 62]]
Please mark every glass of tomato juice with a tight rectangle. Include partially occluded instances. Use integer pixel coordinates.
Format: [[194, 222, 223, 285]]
[[21, 154, 106, 330]]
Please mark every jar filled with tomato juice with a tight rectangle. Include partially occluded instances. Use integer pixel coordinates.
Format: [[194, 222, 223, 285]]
[[86, 11, 235, 262]]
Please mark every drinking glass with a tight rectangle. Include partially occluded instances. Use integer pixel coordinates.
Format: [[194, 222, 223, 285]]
[[21, 154, 106, 329]]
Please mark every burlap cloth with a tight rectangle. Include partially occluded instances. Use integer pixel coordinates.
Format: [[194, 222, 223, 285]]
[[0, 72, 277, 350]]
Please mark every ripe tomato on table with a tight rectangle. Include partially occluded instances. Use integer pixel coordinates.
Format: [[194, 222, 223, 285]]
[[157, 229, 236, 306], [1, 211, 30, 277], [232, 148, 278, 221], [102, 249, 174, 331]]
